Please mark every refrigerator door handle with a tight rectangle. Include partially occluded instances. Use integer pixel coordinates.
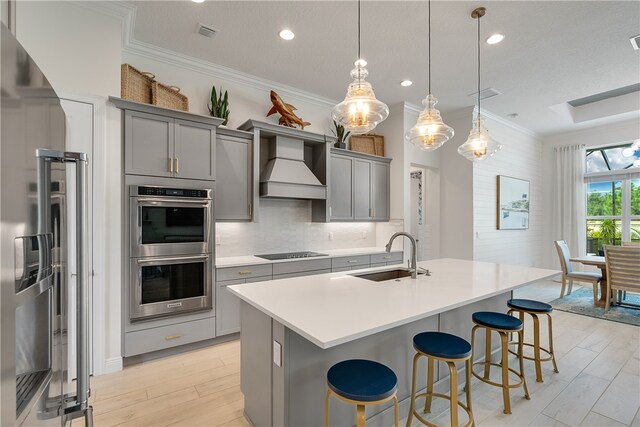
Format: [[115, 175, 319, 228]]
[[36, 149, 92, 422]]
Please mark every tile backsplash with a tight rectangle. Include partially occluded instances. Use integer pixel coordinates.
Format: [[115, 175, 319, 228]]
[[215, 199, 403, 257]]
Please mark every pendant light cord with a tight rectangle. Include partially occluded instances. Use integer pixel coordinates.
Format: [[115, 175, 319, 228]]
[[357, 0, 361, 61], [428, 0, 431, 94], [477, 11, 481, 118]]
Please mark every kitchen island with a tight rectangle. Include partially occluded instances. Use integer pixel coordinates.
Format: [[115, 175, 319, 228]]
[[227, 258, 559, 426]]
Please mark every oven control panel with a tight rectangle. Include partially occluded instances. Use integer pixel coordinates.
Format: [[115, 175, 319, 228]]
[[136, 186, 210, 199]]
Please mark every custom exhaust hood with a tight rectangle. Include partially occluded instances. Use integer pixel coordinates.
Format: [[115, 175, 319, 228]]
[[259, 135, 327, 200]]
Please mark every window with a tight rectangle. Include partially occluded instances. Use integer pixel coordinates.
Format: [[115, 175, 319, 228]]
[[585, 141, 640, 253]]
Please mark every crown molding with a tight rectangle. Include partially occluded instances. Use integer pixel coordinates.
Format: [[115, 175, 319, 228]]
[[122, 38, 340, 110], [78, 1, 340, 110]]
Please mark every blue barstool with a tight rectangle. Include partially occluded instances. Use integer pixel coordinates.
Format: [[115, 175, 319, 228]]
[[325, 359, 399, 427], [507, 299, 559, 382], [471, 312, 530, 414], [406, 332, 475, 427]]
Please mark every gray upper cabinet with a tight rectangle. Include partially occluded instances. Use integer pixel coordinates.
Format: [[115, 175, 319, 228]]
[[371, 161, 390, 221], [329, 153, 354, 220], [125, 110, 174, 177], [215, 129, 253, 221], [174, 119, 216, 180], [113, 97, 223, 181], [354, 159, 372, 220], [329, 148, 391, 222]]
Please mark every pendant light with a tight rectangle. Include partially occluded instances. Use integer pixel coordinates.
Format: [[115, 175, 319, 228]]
[[405, 0, 454, 151], [332, 0, 389, 135], [457, 7, 502, 161]]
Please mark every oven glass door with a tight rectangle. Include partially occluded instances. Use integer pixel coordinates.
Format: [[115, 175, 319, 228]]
[[130, 198, 211, 257], [130, 255, 212, 321]]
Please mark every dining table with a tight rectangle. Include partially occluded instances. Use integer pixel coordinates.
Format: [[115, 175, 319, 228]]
[[569, 255, 609, 306]]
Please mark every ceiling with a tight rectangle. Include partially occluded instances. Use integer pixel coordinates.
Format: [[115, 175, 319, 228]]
[[128, 1, 640, 135]]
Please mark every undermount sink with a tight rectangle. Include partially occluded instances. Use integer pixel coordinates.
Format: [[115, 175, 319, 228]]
[[351, 268, 417, 282]]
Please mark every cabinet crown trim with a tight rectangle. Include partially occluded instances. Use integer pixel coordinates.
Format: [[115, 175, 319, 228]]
[[110, 96, 224, 127], [239, 119, 336, 145], [331, 147, 392, 162]]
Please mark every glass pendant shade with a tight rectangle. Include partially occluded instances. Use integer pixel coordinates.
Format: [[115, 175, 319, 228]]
[[405, 94, 454, 151], [457, 112, 501, 161], [332, 60, 389, 135]]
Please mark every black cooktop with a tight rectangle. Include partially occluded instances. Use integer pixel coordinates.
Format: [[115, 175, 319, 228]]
[[255, 251, 329, 260]]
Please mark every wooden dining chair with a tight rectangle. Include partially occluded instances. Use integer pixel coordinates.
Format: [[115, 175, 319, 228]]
[[621, 241, 640, 246], [554, 240, 602, 302], [604, 245, 640, 311]]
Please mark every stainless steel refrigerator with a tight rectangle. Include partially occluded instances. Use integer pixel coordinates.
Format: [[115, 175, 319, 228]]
[[0, 24, 92, 426]]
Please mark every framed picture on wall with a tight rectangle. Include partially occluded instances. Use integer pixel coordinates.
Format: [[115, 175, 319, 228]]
[[497, 175, 530, 230]]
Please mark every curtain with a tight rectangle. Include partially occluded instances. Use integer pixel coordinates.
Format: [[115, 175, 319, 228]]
[[552, 145, 586, 263]]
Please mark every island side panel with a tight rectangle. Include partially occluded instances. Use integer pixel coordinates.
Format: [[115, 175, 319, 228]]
[[240, 301, 273, 426]]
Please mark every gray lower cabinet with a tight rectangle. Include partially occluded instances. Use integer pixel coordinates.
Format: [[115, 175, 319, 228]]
[[215, 130, 252, 220], [217, 276, 271, 336], [118, 101, 222, 181], [124, 316, 216, 356], [332, 255, 370, 270], [329, 148, 391, 222]]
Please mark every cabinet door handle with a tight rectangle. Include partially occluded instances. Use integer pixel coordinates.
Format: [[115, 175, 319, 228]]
[[347, 260, 358, 264], [175, 158, 179, 174], [383, 256, 391, 260], [165, 333, 184, 341], [238, 271, 252, 275], [169, 157, 174, 173], [249, 203, 252, 217]]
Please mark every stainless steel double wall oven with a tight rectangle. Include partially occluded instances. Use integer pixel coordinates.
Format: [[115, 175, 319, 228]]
[[129, 185, 213, 321]]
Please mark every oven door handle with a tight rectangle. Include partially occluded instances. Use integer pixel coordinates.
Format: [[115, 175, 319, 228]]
[[135, 198, 212, 206], [136, 255, 209, 264]]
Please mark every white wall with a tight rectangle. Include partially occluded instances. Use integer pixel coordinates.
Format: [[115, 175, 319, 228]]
[[541, 118, 640, 267], [473, 115, 544, 267], [439, 110, 474, 260]]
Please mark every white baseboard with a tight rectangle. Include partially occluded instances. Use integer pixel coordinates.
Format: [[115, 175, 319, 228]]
[[102, 357, 123, 375]]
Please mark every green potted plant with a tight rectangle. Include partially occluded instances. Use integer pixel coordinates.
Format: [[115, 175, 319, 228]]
[[331, 120, 350, 149], [208, 85, 230, 126], [599, 219, 617, 255]]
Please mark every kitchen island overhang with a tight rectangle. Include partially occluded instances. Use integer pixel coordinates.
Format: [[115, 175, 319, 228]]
[[228, 258, 560, 426]]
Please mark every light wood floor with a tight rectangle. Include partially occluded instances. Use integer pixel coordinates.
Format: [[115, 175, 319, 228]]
[[86, 281, 640, 427]]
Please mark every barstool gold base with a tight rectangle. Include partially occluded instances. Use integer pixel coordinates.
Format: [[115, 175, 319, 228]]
[[507, 309, 559, 383], [471, 325, 530, 415], [325, 388, 399, 427], [406, 350, 475, 427]]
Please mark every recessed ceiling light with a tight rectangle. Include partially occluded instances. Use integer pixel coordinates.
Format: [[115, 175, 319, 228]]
[[486, 33, 505, 45], [279, 29, 295, 41], [400, 80, 413, 87], [192, 0, 205, 3]]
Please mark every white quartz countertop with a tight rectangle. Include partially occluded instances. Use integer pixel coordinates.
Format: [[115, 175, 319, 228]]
[[215, 247, 402, 268], [227, 258, 560, 349]]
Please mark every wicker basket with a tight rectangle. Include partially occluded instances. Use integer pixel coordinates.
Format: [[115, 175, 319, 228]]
[[350, 134, 385, 157], [151, 82, 189, 112], [121, 64, 155, 104]]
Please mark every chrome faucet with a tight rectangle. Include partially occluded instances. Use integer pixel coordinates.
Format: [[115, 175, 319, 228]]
[[385, 232, 418, 279]]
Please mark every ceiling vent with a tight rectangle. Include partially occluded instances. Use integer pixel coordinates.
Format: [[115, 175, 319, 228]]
[[631, 34, 640, 50], [197, 24, 218, 39], [468, 88, 502, 101]]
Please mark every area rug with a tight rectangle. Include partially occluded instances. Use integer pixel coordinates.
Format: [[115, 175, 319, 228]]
[[549, 288, 640, 326]]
